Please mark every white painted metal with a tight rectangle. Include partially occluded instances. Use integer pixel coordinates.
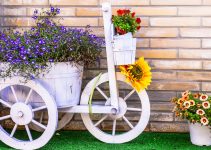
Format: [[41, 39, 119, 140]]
[[10, 86, 18, 102], [113, 32, 136, 65], [1, 62, 82, 131], [81, 72, 150, 143], [112, 119, 116, 136], [0, 77, 58, 150], [0, 99, 12, 108], [189, 123, 211, 146], [59, 105, 114, 114], [10, 102, 33, 125], [0, 62, 82, 107], [10, 124, 17, 137], [94, 115, 108, 127], [30, 112, 73, 132], [102, 2, 119, 110], [36, 62, 83, 107]]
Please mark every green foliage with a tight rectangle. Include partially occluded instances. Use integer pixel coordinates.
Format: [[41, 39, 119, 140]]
[[112, 9, 141, 35]]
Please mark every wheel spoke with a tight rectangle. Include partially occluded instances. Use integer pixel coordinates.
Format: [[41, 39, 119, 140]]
[[127, 107, 142, 112], [25, 125, 33, 141], [123, 116, 134, 129], [0, 115, 11, 121], [96, 87, 109, 100], [112, 119, 116, 136], [25, 89, 33, 104], [94, 115, 108, 127], [32, 106, 47, 112], [39, 112, 44, 123], [10, 124, 18, 137], [0, 99, 12, 108], [32, 119, 46, 130], [124, 89, 135, 101], [10, 86, 18, 102]]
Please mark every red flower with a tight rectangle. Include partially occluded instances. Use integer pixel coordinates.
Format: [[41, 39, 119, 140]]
[[116, 27, 126, 35], [136, 26, 141, 30], [117, 9, 124, 16], [124, 9, 130, 14], [136, 18, 141, 24], [131, 12, 135, 17]]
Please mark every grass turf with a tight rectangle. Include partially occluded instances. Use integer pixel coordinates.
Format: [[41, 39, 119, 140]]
[[0, 131, 210, 150]]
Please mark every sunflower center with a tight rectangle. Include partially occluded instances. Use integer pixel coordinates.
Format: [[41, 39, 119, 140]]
[[129, 65, 143, 80]]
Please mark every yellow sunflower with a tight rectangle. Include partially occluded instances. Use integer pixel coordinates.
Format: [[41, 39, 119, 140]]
[[119, 57, 152, 92]]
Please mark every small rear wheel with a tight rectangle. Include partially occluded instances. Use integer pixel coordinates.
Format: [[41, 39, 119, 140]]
[[81, 73, 150, 143], [0, 78, 58, 149]]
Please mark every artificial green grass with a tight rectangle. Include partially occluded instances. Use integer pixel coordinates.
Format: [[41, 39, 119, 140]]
[[0, 131, 210, 150]]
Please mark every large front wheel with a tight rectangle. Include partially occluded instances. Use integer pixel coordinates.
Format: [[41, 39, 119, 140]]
[[81, 73, 150, 143]]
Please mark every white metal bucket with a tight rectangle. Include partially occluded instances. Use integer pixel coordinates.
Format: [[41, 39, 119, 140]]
[[113, 32, 136, 65], [36, 62, 83, 107], [0, 62, 83, 107], [189, 123, 211, 146]]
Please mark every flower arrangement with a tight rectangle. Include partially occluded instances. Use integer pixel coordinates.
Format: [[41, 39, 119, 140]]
[[119, 57, 152, 92], [112, 9, 141, 35], [172, 91, 211, 126], [0, 6, 104, 80]]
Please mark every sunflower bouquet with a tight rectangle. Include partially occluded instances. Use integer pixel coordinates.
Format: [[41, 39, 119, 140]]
[[119, 57, 152, 92], [172, 91, 211, 126]]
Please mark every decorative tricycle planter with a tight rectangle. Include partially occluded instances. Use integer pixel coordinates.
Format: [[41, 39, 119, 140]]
[[0, 3, 150, 150]]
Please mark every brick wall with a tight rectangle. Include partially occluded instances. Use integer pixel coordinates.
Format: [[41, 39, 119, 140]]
[[1, 0, 211, 132]]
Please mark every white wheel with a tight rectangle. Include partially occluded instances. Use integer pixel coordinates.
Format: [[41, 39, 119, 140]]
[[0, 78, 58, 149], [29, 112, 73, 131], [81, 72, 150, 143]]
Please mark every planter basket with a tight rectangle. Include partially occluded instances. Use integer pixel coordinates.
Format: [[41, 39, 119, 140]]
[[36, 62, 83, 107], [113, 32, 136, 66], [189, 123, 211, 146], [0, 62, 83, 108]]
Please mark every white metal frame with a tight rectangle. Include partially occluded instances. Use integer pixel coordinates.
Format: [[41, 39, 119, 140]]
[[59, 2, 120, 114], [0, 2, 150, 149]]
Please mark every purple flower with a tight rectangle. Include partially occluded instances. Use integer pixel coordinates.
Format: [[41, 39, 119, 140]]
[[0, 6, 104, 81], [34, 9, 38, 14], [32, 16, 37, 20], [38, 39, 45, 44], [30, 75, 35, 80], [50, 7, 54, 12], [49, 59, 54, 62], [56, 8, 60, 14]]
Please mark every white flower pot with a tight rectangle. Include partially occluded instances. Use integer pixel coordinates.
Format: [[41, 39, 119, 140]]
[[36, 62, 83, 107], [0, 62, 83, 107], [113, 32, 136, 65], [189, 123, 211, 146]]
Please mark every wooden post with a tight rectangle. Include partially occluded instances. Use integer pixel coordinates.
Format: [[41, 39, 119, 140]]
[[102, 3, 119, 111]]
